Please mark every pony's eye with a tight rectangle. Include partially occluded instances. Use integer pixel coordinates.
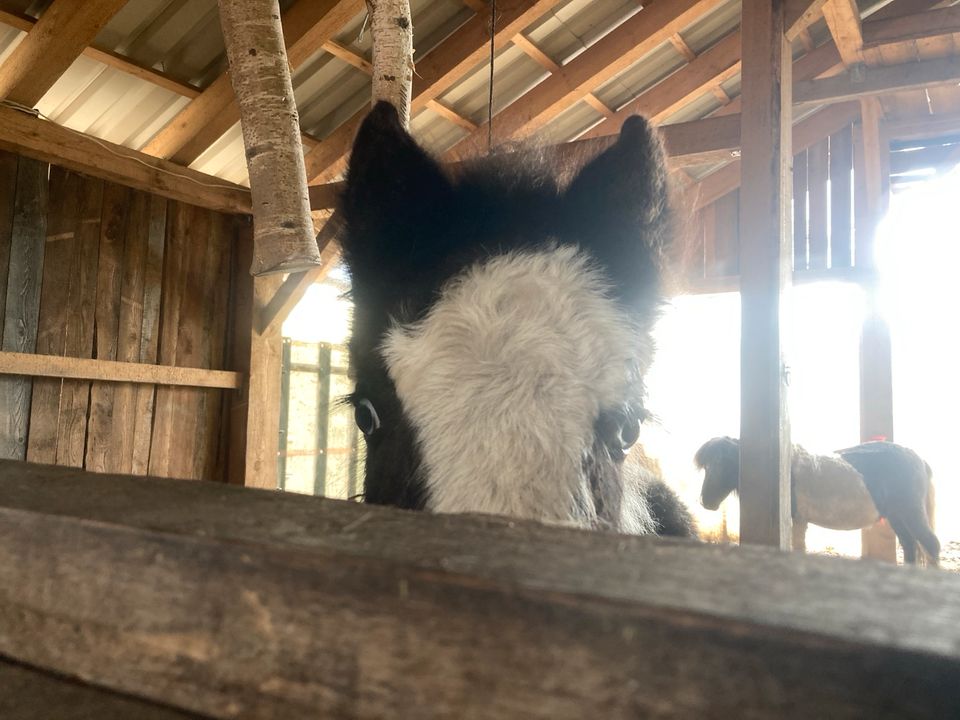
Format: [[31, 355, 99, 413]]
[[354, 398, 380, 436], [619, 416, 641, 450]]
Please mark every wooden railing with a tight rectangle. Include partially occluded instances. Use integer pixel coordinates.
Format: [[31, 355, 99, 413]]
[[2, 459, 960, 718]]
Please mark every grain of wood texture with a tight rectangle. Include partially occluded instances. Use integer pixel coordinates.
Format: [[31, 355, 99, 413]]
[[710, 189, 739, 277], [862, 5, 960, 48], [795, 55, 960, 106], [25, 167, 81, 464], [0, 0, 130, 107], [245, 271, 284, 488], [3, 461, 960, 719], [0, 659, 209, 720], [807, 138, 830, 270], [0, 351, 242, 389], [830, 125, 854, 268], [130, 194, 167, 474], [0, 105, 250, 215], [0, 156, 47, 460], [218, 0, 318, 276], [55, 176, 103, 467], [151, 204, 206, 479], [226, 221, 254, 486], [103, 191, 151, 472], [84, 182, 130, 473], [823, 0, 865, 65], [0, 152, 19, 350], [738, 0, 792, 550], [793, 149, 808, 270]]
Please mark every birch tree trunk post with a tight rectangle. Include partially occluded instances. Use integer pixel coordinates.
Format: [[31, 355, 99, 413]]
[[368, 0, 415, 127], [218, 0, 319, 276]]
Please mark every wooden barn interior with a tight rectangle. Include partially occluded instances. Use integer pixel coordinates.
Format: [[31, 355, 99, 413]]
[[2, 0, 960, 716]]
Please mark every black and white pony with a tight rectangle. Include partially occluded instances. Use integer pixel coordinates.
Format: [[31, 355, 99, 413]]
[[338, 101, 695, 537], [695, 437, 939, 565]]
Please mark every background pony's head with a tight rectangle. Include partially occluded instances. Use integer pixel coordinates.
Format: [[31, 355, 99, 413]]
[[340, 101, 672, 531]]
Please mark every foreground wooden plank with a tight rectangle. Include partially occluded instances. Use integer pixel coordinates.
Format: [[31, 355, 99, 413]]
[[3, 460, 960, 718], [0, 351, 242, 389], [0, 659, 207, 720], [0, 105, 251, 215]]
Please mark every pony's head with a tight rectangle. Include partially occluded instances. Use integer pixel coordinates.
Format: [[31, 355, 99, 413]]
[[340, 101, 671, 531], [694, 436, 740, 510]]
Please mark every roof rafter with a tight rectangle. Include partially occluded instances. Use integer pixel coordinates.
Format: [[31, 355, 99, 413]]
[[822, 0, 866, 65], [0, 0, 131, 107], [0, 9, 201, 99], [0, 103, 250, 214], [579, 30, 742, 140], [862, 6, 960, 48], [445, 0, 729, 159]]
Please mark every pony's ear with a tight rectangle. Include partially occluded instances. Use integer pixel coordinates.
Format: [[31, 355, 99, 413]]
[[341, 101, 453, 284], [559, 116, 671, 314]]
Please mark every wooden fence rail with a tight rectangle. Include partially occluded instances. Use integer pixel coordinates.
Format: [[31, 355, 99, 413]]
[[2, 460, 960, 718]]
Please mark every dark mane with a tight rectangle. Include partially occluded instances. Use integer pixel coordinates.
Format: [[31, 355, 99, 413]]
[[694, 436, 739, 470]]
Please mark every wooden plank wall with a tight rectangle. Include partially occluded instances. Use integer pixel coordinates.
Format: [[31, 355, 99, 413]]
[[689, 122, 861, 283], [0, 151, 242, 481]]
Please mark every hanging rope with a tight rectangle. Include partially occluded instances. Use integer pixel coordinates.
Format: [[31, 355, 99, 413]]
[[487, 0, 496, 152]]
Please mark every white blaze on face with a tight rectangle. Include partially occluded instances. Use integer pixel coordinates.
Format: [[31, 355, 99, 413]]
[[380, 246, 654, 526]]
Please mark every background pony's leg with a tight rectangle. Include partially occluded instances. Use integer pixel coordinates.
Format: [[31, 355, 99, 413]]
[[886, 514, 918, 564], [903, 506, 941, 567], [791, 519, 808, 553]]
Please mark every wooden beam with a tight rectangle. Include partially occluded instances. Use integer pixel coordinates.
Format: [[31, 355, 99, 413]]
[[0, 0, 130, 107], [0, 9, 202, 99], [4, 460, 960, 718], [512, 32, 561, 72], [786, 0, 830, 40], [427, 99, 480, 131], [578, 30, 742, 141], [0, 351, 242, 389], [862, 6, 960, 48], [795, 55, 960, 105], [822, 0, 865, 65], [668, 33, 697, 62], [885, 108, 960, 139], [245, 266, 284, 489], [445, 0, 728, 157], [738, 0, 793, 550], [303, 0, 562, 184], [511, 33, 617, 122], [854, 98, 897, 564], [143, 0, 365, 165], [322, 39, 372, 73], [0, 104, 250, 214]]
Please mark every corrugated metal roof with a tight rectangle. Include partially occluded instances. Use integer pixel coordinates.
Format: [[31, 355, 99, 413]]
[[2, 0, 949, 192]]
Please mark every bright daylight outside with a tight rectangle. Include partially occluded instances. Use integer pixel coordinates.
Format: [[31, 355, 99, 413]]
[[282, 161, 960, 565]]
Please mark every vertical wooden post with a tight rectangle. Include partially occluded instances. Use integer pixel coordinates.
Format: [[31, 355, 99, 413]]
[[738, 0, 793, 549], [855, 98, 897, 563]]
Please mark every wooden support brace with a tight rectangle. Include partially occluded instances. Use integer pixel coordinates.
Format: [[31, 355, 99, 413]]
[[738, 0, 793, 550]]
